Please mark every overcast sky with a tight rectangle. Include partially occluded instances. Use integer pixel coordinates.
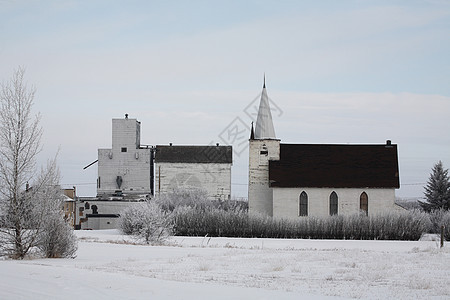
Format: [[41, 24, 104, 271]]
[[1, 0, 449, 199]]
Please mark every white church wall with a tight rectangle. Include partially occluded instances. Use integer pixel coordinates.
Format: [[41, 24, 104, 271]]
[[155, 162, 232, 200], [273, 188, 396, 218], [248, 139, 280, 216]]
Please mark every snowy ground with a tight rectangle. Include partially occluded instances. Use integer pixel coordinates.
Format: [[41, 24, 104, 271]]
[[1, 230, 449, 299]]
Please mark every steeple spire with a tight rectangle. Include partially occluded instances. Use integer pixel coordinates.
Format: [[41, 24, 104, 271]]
[[250, 121, 255, 140], [254, 76, 276, 139]]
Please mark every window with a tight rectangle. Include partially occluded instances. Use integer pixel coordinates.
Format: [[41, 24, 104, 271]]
[[330, 191, 338, 216], [360, 192, 368, 216], [299, 191, 308, 216], [121, 147, 127, 152], [259, 144, 269, 165]]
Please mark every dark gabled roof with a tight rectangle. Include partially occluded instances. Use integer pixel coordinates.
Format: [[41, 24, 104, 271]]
[[269, 143, 400, 188], [155, 145, 232, 164]]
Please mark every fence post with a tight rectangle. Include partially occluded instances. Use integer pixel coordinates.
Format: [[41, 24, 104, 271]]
[[441, 225, 445, 248]]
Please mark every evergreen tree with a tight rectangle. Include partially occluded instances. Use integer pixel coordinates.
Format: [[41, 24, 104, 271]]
[[419, 161, 450, 212]]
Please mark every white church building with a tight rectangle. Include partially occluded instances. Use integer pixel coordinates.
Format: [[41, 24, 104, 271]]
[[248, 80, 401, 218], [80, 79, 400, 229]]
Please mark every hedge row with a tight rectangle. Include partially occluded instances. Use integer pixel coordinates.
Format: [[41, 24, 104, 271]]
[[173, 208, 449, 241]]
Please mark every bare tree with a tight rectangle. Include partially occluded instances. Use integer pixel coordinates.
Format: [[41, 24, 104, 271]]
[[0, 67, 76, 259]]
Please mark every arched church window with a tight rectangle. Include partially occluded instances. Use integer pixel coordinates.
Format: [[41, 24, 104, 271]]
[[299, 191, 308, 216], [330, 191, 338, 216], [360, 192, 368, 216]]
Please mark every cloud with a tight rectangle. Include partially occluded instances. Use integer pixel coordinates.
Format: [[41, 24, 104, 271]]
[[4, 2, 449, 90], [2, 1, 449, 197]]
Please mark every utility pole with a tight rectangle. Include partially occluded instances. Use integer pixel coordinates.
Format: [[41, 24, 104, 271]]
[[73, 186, 77, 230]]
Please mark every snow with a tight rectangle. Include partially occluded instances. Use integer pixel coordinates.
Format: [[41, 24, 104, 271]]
[[1, 230, 449, 299]]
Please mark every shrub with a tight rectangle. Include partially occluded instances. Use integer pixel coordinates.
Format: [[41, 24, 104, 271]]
[[154, 188, 212, 212], [155, 188, 248, 213], [38, 213, 78, 258], [428, 209, 450, 240], [119, 201, 173, 244], [215, 199, 248, 213], [172, 208, 434, 241], [156, 189, 437, 241]]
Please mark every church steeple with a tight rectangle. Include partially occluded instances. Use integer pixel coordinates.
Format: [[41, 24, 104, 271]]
[[250, 121, 255, 140], [254, 75, 276, 139]]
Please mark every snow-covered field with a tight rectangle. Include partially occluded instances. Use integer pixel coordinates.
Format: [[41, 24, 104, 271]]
[[1, 230, 449, 299]]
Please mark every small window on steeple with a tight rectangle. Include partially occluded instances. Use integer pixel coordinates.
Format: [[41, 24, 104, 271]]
[[259, 145, 269, 165]]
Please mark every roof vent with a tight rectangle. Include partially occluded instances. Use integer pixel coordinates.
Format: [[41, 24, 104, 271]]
[[125, 114, 128, 119], [169, 143, 172, 146], [216, 143, 219, 146]]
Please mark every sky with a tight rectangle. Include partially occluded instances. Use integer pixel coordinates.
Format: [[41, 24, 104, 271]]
[[1, 0, 449, 199]]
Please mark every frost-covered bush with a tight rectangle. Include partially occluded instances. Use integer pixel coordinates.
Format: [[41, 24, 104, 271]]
[[38, 213, 77, 258], [119, 201, 173, 244], [342, 212, 370, 239], [173, 208, 434, 240], [428, 209, 450, 239], [369, 211, 431, 240], [0, 159, 78, 259], [165, 189, 435, 240], [215, 199, 248, 213], [173, 206, 248, 237], [155, 188, 212, 212], [36, 174, 77, 258]]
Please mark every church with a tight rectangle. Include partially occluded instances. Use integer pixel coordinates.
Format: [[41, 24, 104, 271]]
[[248, 80, 401, 218], [80, 79, 401, 229]]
